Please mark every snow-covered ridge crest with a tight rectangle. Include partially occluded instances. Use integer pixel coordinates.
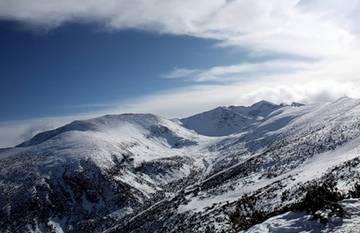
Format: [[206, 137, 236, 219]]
[[180, 100, 286, 136], [4, 97, 360, 233], [17, 113, 199, 148], [15, 100, 302, 148]]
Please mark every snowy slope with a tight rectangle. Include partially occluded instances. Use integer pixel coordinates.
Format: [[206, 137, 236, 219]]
[[0, 113, 214, 233], [2, 98, 360, 233], [242, 198, 360, 233], [180, 100, 282, 136], [103, 98, 360, 233], [175, 98, 360, 205]]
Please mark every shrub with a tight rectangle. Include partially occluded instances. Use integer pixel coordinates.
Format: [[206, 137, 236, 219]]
[[296, 180, 344, 223]]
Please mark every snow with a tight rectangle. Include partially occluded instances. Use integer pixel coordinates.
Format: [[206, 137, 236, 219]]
[[4, 98, 360, 232], [180, 100, 282, 136], [177, 173, 277, 213], [178, 134, 360, 213], [240, 211, 324, 233], [241, 198, 360, 233], [47, 219, 65, 233], [177, 98, 360, 213], [289, 135, 360, 185], [1, 113, 208, 169], [33, 219, 65, 233], [114, 171, 158, 198]]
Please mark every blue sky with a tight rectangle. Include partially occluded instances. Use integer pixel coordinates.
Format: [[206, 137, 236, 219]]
[[1, 0, 360, 147], [0, 21, 251, 121]]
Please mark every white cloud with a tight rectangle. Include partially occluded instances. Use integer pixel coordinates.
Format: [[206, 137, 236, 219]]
[[161, 68, 201, 80], [0, 0, 356, 57], [0, 0, 226, 31], [163, 60, 314, 82], [0, 112, 100, 148], [116, 64, 360, 119], [2, 0, 360, 147], [2, 0, 358, 59], [0, 117, 71, 148], [2, 68, 359, 148]]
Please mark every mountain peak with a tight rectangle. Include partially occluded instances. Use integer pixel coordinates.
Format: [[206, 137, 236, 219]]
[[5, 98, 360, 232], [290, 102, 305, 107], [16, 113, 168, 147], [180, 100, 282, 136], [250, 100, 277, 108], [247, 100, 282, 118]]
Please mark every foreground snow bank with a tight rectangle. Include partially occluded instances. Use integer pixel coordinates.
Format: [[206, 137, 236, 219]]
[[241, 198, 360, 233]]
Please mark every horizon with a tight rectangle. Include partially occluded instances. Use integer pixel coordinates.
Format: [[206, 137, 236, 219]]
[[2, 0, 360, 146], [0, 96, 353, 148]]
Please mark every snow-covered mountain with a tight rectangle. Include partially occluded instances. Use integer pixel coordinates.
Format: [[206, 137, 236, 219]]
[[180, 100, 282, 136], [2, 98, 360, 233]]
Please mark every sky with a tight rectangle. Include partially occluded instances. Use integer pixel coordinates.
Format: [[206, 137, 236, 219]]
[[1, 0, 360, 147]]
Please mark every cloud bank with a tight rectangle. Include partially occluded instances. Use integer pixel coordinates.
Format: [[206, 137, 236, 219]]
[[1, 0, 356, 57]]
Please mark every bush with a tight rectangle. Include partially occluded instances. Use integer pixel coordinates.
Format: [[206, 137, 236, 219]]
[[349, 182, 360, 198], [296, 181, 344, 223]]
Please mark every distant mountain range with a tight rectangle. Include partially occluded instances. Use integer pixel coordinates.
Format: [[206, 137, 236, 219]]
[[2, 97, 360, 233]]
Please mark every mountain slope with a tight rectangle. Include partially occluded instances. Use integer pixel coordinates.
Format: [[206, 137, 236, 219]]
[[180, 100, 282, 136], [103, 98, 360, 233], [0, 114, 212, 233], [2, 98, 360, 233], [241, 198, 360, 233]]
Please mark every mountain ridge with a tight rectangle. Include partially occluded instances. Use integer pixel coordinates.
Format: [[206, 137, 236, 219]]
[[15, 100, 292, 147], [180, 100, 285, 137], [2, 98, 360, 233]]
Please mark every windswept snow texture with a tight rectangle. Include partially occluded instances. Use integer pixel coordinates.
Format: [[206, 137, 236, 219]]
[[3, 98, 360, 233]]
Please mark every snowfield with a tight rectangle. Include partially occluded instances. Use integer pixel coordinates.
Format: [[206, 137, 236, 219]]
[[242, 199, 360, 233], [2, 98, 360, 233]]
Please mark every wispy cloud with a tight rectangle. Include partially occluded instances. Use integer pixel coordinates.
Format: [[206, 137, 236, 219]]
[[162, 60, 313, 82], [2, 0, 360, 147], [161, 68, 201, 80], [0, 117, 75, 148]]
